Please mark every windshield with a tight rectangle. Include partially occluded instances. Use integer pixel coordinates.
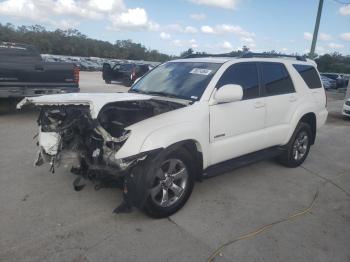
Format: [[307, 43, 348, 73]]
[[130, 62, 222, 101]]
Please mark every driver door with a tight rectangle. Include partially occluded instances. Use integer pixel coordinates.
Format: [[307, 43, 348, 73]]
[[209, 62, 267, 165]]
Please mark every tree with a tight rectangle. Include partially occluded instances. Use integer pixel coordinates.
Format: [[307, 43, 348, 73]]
[[180, 48, 194, 58], [0, 23, 173, 62]]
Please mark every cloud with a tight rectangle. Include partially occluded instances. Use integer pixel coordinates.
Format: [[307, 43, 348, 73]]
[[109, 8, 152, 30], [160, 32, 171, 40], [218, 41, 233, 50], [164, 24, 184, 33], [189, 13, 206, 20], [339, 4, 350, 16], [0, 0, 46, 21], [201, 25, 215, 34], [162, 24, 198, 34], [172, 39, 198, 48], [0, 0, 159, 31], [0, 0, 125, 20], [190, 0, 239, 9], [329, 42, 344, 49], [240, 37, 255, 48], [340, 32, 350, 42], [184, 26, 198, 34], [304, 32, 313, 40], [51, 19, 80, 30], [200, 24, 254, 38], [319, 33, 332, 41]]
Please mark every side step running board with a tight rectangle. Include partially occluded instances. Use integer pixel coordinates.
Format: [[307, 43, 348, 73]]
[[203, 147, 284, 178]]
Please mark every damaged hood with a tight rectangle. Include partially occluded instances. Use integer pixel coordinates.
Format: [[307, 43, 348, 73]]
[[17, 92, 153, 118]]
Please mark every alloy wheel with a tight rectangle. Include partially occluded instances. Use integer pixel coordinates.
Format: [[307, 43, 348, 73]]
[[150, 158, 189, 208]]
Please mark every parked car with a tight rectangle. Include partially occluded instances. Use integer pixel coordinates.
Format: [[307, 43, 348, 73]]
[[343, 98, 350, 117], [0, 42, 79, 98], [102, 63, 150, 86], [321, 75, 337, 89], [320, 73, 348, 89], [18, 53, 327, 218]]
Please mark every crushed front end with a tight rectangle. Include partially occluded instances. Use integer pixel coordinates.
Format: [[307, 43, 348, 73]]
[[20, 96, 185, 213]]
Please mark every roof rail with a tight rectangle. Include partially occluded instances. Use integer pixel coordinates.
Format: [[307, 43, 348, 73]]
[[183, 52, 308, 62], [183, 53, 238, 59], [239, 52, 307, 61]]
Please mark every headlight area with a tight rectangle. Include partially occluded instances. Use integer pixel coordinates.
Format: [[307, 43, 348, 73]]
[[34, 105, 134, 176], [113, 148, 163, 171]]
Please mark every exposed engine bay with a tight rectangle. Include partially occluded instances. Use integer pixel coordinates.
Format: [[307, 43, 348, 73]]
[[35, 99, 185, 176]]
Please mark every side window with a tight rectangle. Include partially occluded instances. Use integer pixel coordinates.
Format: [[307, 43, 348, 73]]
[[293, 64, 322, 89], [216, 62, 259, 100], [260, 62, 295, 96]]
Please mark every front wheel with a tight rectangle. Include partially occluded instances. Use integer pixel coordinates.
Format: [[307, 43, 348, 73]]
[[277, 122, 312, 168], [143, 148, 194, 218]]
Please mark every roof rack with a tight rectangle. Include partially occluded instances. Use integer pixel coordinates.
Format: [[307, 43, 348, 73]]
[[240, 52, 307, 61], [183, 52, 308, 62], [184, 53, 237, 59]]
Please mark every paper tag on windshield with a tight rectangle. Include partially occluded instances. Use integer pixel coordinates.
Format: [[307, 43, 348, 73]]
[[190, 68, 212, 75]]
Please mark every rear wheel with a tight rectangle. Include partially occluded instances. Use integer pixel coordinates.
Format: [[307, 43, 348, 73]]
[[143, 148, 194, 218], [277, 122, 312, 167]]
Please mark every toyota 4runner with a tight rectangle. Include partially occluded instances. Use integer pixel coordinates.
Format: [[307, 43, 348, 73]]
[[18, 53, 328, 218]]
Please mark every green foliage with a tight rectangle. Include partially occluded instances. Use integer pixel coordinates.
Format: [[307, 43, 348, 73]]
[[315, 53, 350, 74], [180, 48, 194, 58], [0, 23, 174, 62]]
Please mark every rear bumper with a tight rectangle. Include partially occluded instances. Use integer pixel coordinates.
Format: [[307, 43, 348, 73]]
[[0, 86, 80, 98], [317, 108, 328, 128]]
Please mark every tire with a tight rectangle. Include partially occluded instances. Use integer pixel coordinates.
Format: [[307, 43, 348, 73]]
[[143, 148, 195, 218], [105, 80, 111, 84], [277, 122, 312, 168]]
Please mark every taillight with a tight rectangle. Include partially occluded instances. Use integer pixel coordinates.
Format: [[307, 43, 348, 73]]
[[74, 67, 79, 84]]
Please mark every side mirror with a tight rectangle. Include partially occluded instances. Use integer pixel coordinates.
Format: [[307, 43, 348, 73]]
[[214, 84, 243, 104]]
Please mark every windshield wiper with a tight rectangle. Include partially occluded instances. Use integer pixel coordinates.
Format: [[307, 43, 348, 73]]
[[129, 89, 146, 94], [144, 91, 182, 99]]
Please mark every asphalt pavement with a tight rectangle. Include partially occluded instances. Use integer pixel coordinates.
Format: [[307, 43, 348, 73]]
[[0, 72, 349, 262]]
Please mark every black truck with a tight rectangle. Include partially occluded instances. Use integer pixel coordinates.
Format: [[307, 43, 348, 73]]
[[0, 42, 79, 98]]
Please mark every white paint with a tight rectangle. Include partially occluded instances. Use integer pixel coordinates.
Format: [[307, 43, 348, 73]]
[[24, 56, 327, 171]]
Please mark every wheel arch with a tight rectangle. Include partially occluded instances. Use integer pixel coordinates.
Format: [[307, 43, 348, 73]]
[[299, 112, 317, 145], [285, 106, 318, 146], [155, 139, 204, 182]]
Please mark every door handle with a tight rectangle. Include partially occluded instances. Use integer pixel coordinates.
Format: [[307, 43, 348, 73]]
[[289, 96, 297, 102], [254, 101, 265, 108]]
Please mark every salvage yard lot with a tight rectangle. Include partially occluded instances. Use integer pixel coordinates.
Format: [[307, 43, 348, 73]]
[[0, 72, 349, 262]]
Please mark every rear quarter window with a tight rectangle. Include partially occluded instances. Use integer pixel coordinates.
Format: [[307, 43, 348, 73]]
[[260, 62, 295, 96], [293, 64, 322, 89]]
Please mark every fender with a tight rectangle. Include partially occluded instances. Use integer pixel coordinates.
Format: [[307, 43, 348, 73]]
[[140, 121, 209, 169], [282, 102, 317, 145]]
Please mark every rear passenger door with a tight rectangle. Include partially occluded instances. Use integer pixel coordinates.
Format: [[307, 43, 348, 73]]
[[259, 62, 298, 146], [209, 62, 267, 165]]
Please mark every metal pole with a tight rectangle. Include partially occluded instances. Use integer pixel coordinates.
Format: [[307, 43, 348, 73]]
[[310, 0, 324, 58]]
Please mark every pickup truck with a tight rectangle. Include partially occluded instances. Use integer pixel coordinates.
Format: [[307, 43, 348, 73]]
[[0, 42, 79, 98]]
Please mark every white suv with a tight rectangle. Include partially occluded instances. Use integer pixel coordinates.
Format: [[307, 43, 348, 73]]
[[18, 54, 328, 218]]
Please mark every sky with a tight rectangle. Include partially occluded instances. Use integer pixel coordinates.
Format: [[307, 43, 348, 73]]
[[0, 0, 349, 56]]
